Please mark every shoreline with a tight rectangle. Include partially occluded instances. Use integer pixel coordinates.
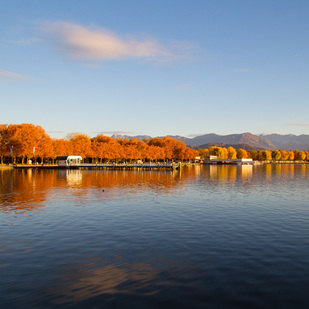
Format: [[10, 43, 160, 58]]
[[1, 161, 308, 171], [0, 165, 14, 170]]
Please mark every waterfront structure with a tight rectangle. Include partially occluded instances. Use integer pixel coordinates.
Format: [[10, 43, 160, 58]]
[[204, 156, 254, 165], [56, 156, 82, 166]]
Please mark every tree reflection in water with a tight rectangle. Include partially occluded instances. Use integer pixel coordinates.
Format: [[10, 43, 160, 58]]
[[0, 164, 309, 308], [0, 165, 304, 216]]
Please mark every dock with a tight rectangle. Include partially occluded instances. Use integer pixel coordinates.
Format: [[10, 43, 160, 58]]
[[13, 162, 180, 170]]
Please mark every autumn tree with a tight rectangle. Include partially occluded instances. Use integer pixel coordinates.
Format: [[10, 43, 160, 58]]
[[208, 146, 227, 159], [271, 150, 281, 161], [107, 138, 123, 162], [0, 124, 10, 164], [258, 150, 272, 160], [280, 150, 289, 161], [53, 139, 71, 158], [91, 135, 108, 162], [10, 124, 50, 164], [227, 146, 237, 159], [237, 148, 248, 159], [173, 143, 190, 161], [146, 145, 164, 161], [148, 137, 176, 161], [287, 151, 295, 160], [247, 150, 258, 160], [295, 151, 306, 160], [198, 148, 210, 159], [91, 135, 124, 162], [221, 147, 228, 159], [118, 139, 141, 162], [135, 139, 148, 161], [68, 133, 92, 160], [36, 136, 54, 163], [184, 148, 199, 160]]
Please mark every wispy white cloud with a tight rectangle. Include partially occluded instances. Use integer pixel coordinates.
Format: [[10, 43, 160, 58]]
[[287, 123, 309, 127], [187, 133, 202, 138], [39, 21, 190, 62], [46, 131, 65, 134], [0, 70, 25, 80], [94, 131, 135, 135]]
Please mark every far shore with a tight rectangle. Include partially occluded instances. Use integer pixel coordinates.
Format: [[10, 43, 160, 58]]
[[1, 160, 309, 170]]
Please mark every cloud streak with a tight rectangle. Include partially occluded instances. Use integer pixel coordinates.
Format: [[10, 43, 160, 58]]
[[46, 131, 65, 134], [287, 123, 309, 127], [186, 133, 204, 138], [39, 21, 186, 62], [0, 70, 24, 80], [94, 131, 135, 135]]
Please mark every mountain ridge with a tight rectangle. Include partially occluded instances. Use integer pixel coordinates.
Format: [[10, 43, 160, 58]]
[[110, 133, 309, 151]]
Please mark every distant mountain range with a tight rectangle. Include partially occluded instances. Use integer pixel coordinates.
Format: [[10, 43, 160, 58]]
[[259, 134, 309, 151], [190, 143, 266, 151], [169, 133, 275, 149], [111, 133, 309, 151]]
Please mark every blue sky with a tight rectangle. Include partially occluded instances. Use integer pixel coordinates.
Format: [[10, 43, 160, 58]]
[[1, 0, 309, 138]]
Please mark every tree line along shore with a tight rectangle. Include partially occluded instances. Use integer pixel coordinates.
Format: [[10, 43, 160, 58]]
[[0, 123, 198, 165], [0, 124, 308, 165], [198, 147, 309, 161]]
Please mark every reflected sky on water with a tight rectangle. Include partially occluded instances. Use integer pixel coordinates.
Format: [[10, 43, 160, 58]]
[[0, 165, 309, 308]]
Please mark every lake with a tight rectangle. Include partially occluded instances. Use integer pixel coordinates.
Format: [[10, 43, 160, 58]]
[[0, 165, 309, 308]]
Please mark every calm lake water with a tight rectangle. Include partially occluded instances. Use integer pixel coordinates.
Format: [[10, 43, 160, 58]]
[[1, 165, 309, 308]]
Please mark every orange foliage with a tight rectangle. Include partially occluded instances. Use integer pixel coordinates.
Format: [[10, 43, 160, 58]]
[[69, 134, 92, 159], [2, 123, 307, 164], [237, 149, 248, 159], [53, 139, 71, 157], [36, 136, 54, 162], [148, 137, 197, 161], [1, 124, 50, 163]]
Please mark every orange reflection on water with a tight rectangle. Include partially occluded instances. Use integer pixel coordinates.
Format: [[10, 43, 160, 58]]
[[206, 165, 239, 185], [240, 165, 253, 180], [0, 168, 196, 214], [46, 261, 159, 306], [0, 169, 59, 214], [0, 164, 308, 215]]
